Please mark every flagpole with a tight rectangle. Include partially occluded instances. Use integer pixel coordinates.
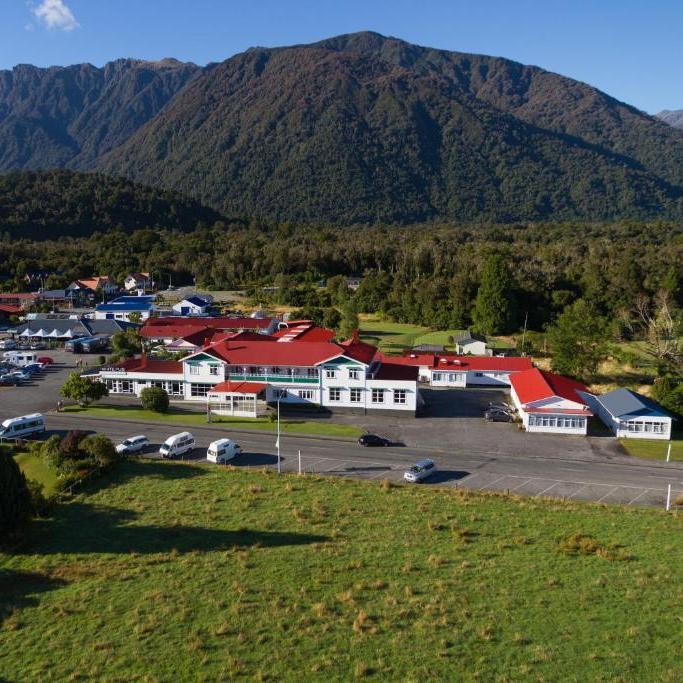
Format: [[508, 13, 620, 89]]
[[277, 398, 281, 473]]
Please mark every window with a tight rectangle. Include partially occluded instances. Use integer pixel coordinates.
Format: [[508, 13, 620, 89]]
[[189, 364, 200, 375], [326, 368, 337, 379], [307, 368, 318, 378], [272, 389, 288, 400], [393, 389, 407, 405], [298, 390, 314, 400], [190, 383, 212, 397], [432, 372, 443, 381], [371, 388, 384, 403], [329, 387, 341, 402], [209, 365, 219, 376], [474, 372, 484, 377], [348, 368, 360, 380], [350, 388, 362, 403], [166, 382, 183, 396]]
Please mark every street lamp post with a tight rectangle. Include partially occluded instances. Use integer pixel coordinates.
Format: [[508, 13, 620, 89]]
[[276, 398, 281, 473]]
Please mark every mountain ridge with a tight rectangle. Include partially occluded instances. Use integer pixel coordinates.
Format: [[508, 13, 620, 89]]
[[2, 32, 683, 224]]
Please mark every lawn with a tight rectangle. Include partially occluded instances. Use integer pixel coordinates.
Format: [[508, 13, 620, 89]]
[[62, 404, 363, 438], [619, 436, 683, 462], [13, 451, 59, 494], [1, 462, 681, 680]]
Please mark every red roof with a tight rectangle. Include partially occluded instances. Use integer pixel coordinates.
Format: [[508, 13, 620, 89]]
[[510, 368, 591, 407], [387, 353, 533, 372], [339, 339, 378, 364], [272, 322, 336, 343], [199, 340, 346, 367], [0, 304, 22, 314], [208, 381, 268, 395], [0, 292, 37, 300], [112, 356, 183, 375]]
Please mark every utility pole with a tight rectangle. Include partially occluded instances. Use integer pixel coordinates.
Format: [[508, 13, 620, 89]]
[[666, 443, 671, 462], [298, 449, 302, 475], [665, 484, 672, 511], [521, 311, 528, 355], [276, 398, 281, 473]]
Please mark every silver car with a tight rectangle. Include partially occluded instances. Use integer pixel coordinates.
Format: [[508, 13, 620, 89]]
[[404, 459, 436, 483]]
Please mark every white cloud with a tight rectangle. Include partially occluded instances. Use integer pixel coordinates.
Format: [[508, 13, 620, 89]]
[[31, 0, 80, 32]]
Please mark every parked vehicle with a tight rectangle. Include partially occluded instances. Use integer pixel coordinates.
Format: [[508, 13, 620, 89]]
[[484, 409, 514, 423], [8, 369, 32, 382], [37, 356, 55, 365], [159, 432, 195, 459], [0, 375, 20, 386], [29, 342, 47, 350], [0, 339, 17, 350], [206, 438, 242, 463], [0, 413, 45, 439], [488, 401, 514, 412], [358, 433, 391, 447], [2, 351, 39, 367], [116, 435, 150, 455], [404, 459, 436, 483]]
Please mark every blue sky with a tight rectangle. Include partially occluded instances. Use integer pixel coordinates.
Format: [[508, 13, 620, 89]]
[[2, 1, 681, 113]]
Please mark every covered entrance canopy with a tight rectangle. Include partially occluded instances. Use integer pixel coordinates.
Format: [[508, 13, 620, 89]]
[[207, 381, 269, 418]]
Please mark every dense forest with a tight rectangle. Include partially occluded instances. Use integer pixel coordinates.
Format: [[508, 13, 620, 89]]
[[0, 170, 226, 238], [1, 219, 681, 333]]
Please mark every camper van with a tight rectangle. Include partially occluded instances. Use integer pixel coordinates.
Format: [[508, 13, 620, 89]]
[[159, 432, 195, 459], [2, 351, 39, 367], [206, 438, 242, 464], [0, 413, 45, 439]]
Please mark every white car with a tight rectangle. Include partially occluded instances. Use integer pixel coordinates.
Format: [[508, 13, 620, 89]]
[[159, 432, 195, 459], [403, 459, 436, 483], [115, 435, 149, 455]]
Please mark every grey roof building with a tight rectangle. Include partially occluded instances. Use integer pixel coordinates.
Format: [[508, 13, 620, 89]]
[[589, 388, 673, 440], [13, 318, 137, 339]]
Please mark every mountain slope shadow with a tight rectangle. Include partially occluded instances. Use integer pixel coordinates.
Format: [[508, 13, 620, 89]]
[[17, 503, 327, 556]]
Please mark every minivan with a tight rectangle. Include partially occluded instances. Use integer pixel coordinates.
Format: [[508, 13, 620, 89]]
[[206, 438, 242, 464], [0, 413, 45, 439], [159, 431, 195, 459], [403, 459, 436, 483]]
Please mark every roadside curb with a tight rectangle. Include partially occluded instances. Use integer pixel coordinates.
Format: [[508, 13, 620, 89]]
[[47, 411, 360, 444]]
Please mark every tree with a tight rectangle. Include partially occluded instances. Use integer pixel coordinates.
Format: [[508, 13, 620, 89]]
[[0, 449, 32, 540], [546, 299, 608, 379], [110, 329, 141, 359], [60, 373, 109, 407], [471, 255, 517, 335], [651, 375, 683, 418], [339, 299, 360, 339], [81, 434, 118, 468], [631, 292, 682, 364], [140, 386, 169, 413]]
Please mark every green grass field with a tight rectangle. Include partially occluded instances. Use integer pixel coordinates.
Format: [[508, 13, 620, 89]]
[[62, 405, 363, 438], [14, 452, 59, 494], [619, 437, 683, 462], [1, 462, 681, 680]]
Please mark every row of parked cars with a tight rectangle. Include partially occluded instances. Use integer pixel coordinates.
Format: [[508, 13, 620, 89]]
[[116, 432, 243, 464], [0, 355, 54, 386], [0, 338, 49, 351]]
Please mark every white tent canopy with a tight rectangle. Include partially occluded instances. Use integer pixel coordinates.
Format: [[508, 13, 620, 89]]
[[19, 328, 33, 337], [33, 329, 48, 338], [47, 329, 61, 338]]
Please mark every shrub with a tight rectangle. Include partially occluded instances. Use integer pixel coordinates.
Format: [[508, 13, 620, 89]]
[[60, 373, 109, 406], [81, 434, 118, 469], [25, 479, 52, 517], [0, 450, 32, 540], [59, 430, 88, 460], [140, 386, 169, 413]]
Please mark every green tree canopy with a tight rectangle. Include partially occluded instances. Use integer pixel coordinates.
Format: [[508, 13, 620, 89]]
[[546, 299, 608, 379], [0, 449, 32, 541], [60, 373, 109, 407], [471, 254, 517, 335], [339, 299, 360, 340]]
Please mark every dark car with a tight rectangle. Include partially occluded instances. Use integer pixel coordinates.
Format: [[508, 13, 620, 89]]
[[358, 433, 391, 447], [484, 409, 514, 423]]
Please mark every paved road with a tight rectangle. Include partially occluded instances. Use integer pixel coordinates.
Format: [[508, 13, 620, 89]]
[[45, 413, 683, 509]]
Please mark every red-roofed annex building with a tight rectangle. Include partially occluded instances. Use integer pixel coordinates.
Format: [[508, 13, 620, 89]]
[[98, 329, 420, 416], [509, 368, 594, 435]]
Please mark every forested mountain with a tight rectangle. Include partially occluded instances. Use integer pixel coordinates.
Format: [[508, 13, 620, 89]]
[[657, 110, 683, 130], [0, 58, 199, 170], [2, 33, 683, 223], [0, 170, 226, 238]]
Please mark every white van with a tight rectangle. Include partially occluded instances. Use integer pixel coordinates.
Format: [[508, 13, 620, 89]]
[[207, 438, 242, 464], [0, 413, 45, 439], [159, 431, 195, 459], [3, 351, 39, 367], [0, 339, 17, 351]]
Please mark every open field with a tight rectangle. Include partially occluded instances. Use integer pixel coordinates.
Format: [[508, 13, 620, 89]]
[[62, 404, 363, 438], [619, 436, 683, 462], [359, 316, 465, 354], [13, 451, 59, 494], [1, 461, 681, 680]]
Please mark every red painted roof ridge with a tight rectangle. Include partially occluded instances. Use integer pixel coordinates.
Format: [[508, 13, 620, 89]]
[[510, 368, 591, 406]]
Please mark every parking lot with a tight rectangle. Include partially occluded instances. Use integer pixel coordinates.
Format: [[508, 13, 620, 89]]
[[0, 348, 87, 414]]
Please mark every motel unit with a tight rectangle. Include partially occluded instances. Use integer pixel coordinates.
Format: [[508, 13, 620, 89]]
[[99, 332, 420, 416], [586, 388, 673, 440], [388, 352, 533, 387], [509, 368, 593, 435], [140, 315, 279, 344]]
